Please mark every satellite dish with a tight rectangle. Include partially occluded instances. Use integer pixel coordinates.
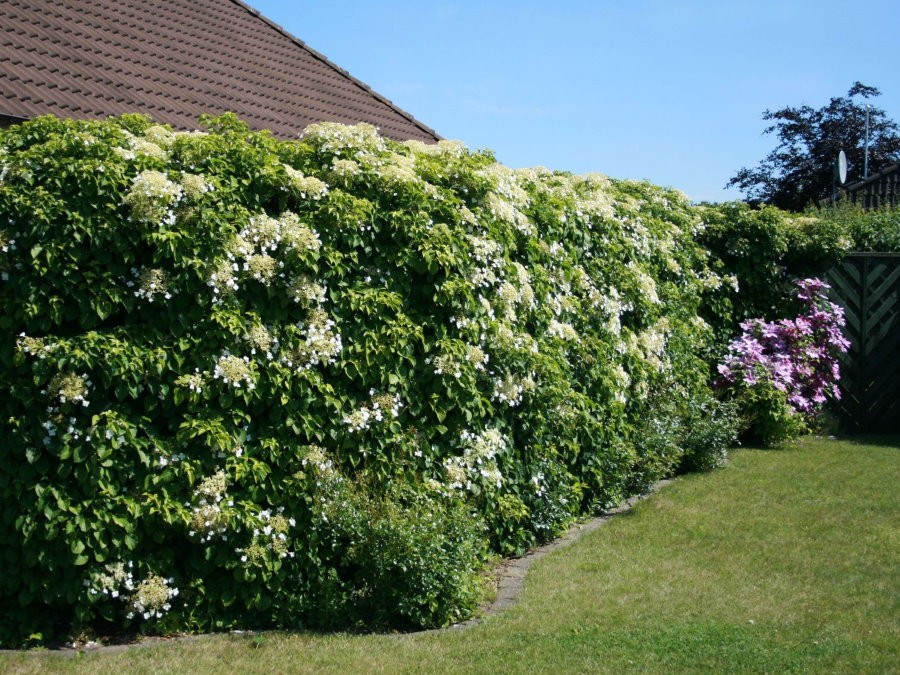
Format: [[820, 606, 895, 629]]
[[835, 150, 848, 185]]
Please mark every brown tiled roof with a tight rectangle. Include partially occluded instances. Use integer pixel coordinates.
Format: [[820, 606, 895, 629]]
[[0, 0, 440, 142]]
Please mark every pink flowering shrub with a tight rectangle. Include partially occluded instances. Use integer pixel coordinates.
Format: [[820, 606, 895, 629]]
[[717, 278, 850, 445]]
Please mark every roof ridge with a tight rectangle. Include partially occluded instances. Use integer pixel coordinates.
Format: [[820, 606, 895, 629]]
[[227, 0, 440, 141]]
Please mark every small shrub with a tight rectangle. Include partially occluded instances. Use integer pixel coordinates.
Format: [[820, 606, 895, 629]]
[[678, 394, 741, 473]]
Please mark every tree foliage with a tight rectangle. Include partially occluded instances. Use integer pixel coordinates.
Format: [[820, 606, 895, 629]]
[[728, 83, 900, 211]]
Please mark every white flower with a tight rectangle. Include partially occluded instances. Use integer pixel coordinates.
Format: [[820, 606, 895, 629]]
[[124, 170, 183, 223]]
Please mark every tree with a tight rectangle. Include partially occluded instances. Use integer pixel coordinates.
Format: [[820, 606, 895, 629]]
[[728, 82, 900, 211]]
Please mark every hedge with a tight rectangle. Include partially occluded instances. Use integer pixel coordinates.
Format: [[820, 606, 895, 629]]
[[0, 113, 776, 644]]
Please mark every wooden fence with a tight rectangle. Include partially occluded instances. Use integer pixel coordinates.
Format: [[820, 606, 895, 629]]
[[826, 253, 900, 433], [837, 164, 899, 209]]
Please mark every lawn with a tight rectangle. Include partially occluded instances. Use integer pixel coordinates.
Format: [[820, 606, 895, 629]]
[[3, 436, 897, 674]]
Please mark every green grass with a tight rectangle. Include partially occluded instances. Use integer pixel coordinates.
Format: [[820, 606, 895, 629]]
[[4, 436, 898, 674]]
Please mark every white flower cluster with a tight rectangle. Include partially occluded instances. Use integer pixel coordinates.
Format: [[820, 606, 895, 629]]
[[545, 272, 578, 318], [60, 416, 88, 442], [634, 320, 670, 373], [206, 212, 321, 302], [403, 138, 468, 158], [375, 153, 419, 185], [129, 267, 172, 302], [86, 562, 179, 622], [465, 343, 489, 371], [124, 170, 183, 224], [450, 315, 473, 331], [282, 164, 329, 200], [236, 507, 296, 564], [598, 286, 629, 336], [458, 204, 478, 226], [206, 259, 240, 300], [577, 176, 616, 222], [46, 371, 91, 407], [114, 137, 161, 163], [343, 390, 402, 433], [494, 323, 540, 355], [484, 192, 532, 235], [629, 262, 661, 305], [547, 319, 580, 342], [175, 369, 204, 394], [466, 233, 505, 289], [443, 428, 507, 491], [283, 309, 342, 370], [246, 324, 277, 359], [17, 333, 57, 359], [621, 217, 653, 259], [330, 158, 360, 179], [36, 411, 88, 448], [479, 164, 531, 224], [87, 561, 134, 599], [288, 275, 327, 306], [612, 364, 631, 404], [189, 470, 231, 543], [512, 262, 536, 305], [531, 471, 548, 497], [143, 125, 176, 149], [427, 351, 462, 379], [549, 241, 566, 259], [696, 268, 738, 293], [495, 282, 518, 322], [572, 267, 604, 311], [213, 354, 255, 389], [247, 252, 278, 283], [301, 121, 386, 158], [180, 172, 212, 200], [127, 573, 179, 621], [41, 419, 59, 447], [301, 444, 335, 474], [114, 126, 175, 162], [491, 372, 536, 407], [238, 214, 276, 253]]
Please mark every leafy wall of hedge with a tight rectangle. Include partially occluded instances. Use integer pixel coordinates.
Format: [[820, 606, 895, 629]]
[[695, 202, 851, 348], [2, 114, 741, 644], [808, 201, 900, 253]]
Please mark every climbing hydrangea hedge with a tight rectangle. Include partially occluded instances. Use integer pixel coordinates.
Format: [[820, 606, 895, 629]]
[[0, 114, 738, 645]]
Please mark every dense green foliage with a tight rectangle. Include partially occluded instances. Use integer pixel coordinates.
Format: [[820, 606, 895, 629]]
[[695, 202, 850, 346], [728, 82, 900, 210], [808, 201, 900, 252], [0, 113, 802, 646]]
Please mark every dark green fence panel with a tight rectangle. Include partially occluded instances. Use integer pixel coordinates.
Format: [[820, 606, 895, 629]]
[[827, 253, 900, 433]]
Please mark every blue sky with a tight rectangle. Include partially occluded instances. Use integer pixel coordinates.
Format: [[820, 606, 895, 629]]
[[250, 1, 899, 203]]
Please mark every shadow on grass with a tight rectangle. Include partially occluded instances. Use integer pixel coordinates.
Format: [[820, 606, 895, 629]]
[[834, 434, 900, 449], [734, 434, 900, 452]]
